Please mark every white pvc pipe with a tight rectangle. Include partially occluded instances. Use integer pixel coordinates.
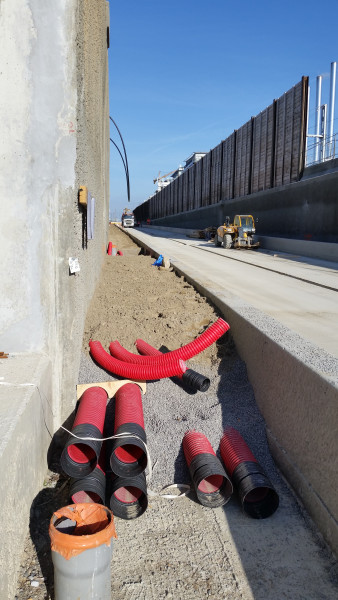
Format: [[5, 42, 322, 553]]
[[314, 76, 322, 163], [327, 62, 337, 158]]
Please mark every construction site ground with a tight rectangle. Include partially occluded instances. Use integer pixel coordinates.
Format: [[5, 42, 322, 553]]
[[15, 225, 338, 599]]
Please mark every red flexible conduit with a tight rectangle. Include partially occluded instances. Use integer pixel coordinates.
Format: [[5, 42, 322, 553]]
[[183, 430, 217, 466], [89, 340, 186, 380], [114, 383, 145, 464], [183, 430, 223, 493], [109, 318, 230, 364], [68, 387, 107, 463], [132, 338, 186, 380], [110, 338, 184, 381], [220, 427, 257, 477]]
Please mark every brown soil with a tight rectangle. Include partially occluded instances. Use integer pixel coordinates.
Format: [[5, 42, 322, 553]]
[[82, 225, 225, 366]]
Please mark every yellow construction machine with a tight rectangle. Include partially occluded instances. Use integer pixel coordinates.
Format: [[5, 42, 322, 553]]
[[214, 215, 260, 249]]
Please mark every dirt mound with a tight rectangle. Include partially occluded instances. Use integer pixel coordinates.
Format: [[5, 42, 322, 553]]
[[83, 225, 226, 366]]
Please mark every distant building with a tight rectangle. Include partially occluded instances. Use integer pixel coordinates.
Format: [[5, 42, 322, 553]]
[[184, 152, 206, 170]]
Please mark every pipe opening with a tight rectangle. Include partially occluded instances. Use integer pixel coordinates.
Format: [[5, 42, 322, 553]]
[[113, 486, 143, 504], [71, 490, 102, 504], [114, 444, 144, 464], [67, 444, 96, 464], [198, 474, 223, 493], [242, 486, 279, 519]]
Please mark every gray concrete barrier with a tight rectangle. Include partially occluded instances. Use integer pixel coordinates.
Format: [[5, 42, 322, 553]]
[[126, 227, 338, 557]]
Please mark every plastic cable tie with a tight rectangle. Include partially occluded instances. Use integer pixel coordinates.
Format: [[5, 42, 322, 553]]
[[160, 483, 191, 499]]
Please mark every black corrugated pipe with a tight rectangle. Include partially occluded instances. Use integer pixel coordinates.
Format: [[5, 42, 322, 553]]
[[183, 430, 233, 508], [220, 427, 279, 518], [108, 472, 148, 519], [134, 339, 210, 392]]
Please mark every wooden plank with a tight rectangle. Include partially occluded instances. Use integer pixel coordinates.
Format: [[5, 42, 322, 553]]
[[76, 380, 146, 400]]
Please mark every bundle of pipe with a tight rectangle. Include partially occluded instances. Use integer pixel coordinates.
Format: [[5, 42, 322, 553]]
[[112, 338, 210, 392], [220, 427, 279, 518], [108, 472, 148, 519], [109, 318, 230, 365], [89, 340, 186, 381], [183, 430, 233, 508], [61, 387, 108, 478], [109, 383, 147, 477], [70, 446, 106, 505]]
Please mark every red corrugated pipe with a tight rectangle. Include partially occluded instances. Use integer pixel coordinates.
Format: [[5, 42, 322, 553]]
[[220, 427, 279, 518], [60, 386, 108, 478], [110, 383, 147, 476], [108, 318, 230, 364], [120, 338, 210, 392], [182, 430, 233, 507], [89, 340, 186, 380], [219, 427, 257, 476]]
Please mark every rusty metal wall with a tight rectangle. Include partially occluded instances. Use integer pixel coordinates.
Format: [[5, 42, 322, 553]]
[[188, 166, 195, 210], [182, 169, 189, 212], [274, 78, 308, 186], [134, 78, 309, 222], [210, 143, 222, 205], [201, 153, 211, 207], [221, 132, 236, 202], [233, 119, 253, 198], [251, 103, 276, 193]]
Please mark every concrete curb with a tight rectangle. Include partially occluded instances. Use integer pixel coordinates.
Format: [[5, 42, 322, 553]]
[[0, 354, 54, 599], [126, 226, 338, 557]]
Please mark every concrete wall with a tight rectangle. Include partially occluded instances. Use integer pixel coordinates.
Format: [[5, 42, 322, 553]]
[[0, 0, 109, 419], [0, 0, 110, 596], [151, 165, 338, 243]]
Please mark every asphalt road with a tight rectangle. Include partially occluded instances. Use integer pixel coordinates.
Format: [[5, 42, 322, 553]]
[[128, 227, 338, 359]]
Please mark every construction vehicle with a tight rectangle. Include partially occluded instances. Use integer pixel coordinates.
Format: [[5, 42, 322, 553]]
[[121, 208, 135, 228], [214, 215, 260, 249]]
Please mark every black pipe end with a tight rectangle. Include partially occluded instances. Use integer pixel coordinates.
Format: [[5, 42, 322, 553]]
[[232, 461, 279, 518], [110, 422, 147, 477], [60, 423, 102, 479], [70, 466, 106, 505], [182, 369, 211, 392], [108, 472, 148, 519], [189, 453, 233, 508]]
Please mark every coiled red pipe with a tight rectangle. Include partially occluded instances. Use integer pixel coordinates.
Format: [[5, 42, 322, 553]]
[[131, 338, 184, 377], [220, 427, 257, 476], [108, 318, 230, 364], [110, 339, 186, 377], [89, 340, 186, 380]]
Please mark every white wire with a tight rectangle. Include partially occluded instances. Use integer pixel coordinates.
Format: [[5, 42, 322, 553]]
[[61, 426, 153, 482]]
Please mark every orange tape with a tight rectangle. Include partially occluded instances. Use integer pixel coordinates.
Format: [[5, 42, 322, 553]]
[[49, 503, 117, 560]]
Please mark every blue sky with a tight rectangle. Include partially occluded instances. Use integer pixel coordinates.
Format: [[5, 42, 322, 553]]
[[108, 0, 338, 219]]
